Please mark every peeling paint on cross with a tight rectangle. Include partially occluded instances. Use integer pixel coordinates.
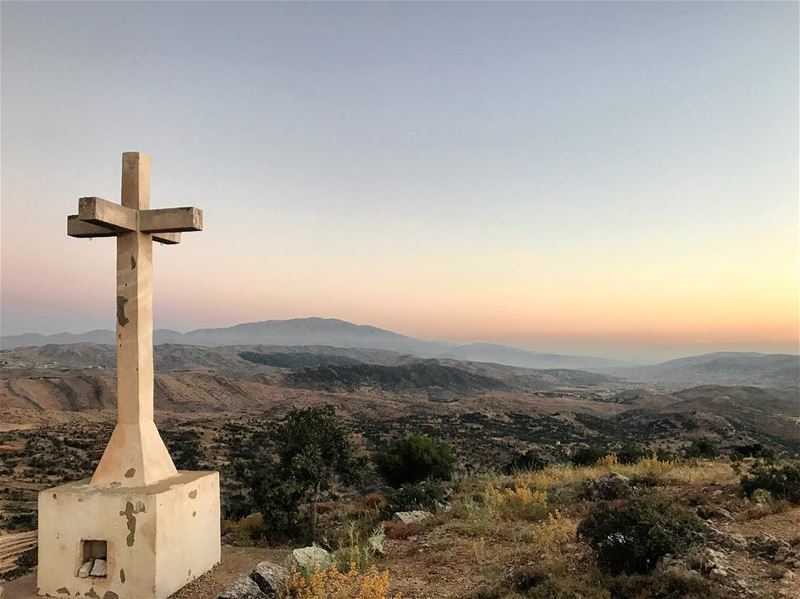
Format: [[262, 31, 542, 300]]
[[67, 152, 203, 487]]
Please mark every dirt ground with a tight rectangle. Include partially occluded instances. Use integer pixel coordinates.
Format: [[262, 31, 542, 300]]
[[0, 545, 290, 599]]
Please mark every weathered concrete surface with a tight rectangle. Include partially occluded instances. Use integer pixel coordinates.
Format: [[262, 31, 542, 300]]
[[38, 471, 220, 599]]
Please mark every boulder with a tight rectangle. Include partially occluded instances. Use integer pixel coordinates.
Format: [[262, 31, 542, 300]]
[[217, 574, 268, 599], [392, 510, 434, 524], [90, 558, 107, 577], [709, 567, 728, 582], [585, 473, 631, 500], [707, 526, 747, 550], [291, 546, 333, 573], [695, 505, 733, 521], [77, 559, 94, 578], [250, 561, 289, 596]]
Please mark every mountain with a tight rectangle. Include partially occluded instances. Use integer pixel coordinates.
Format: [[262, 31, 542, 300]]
[[602, 351, 800, 388], [1, 330, 117, 347], [442, 342, 627, 370], [1, 318, 453, 355], [1, 318, 618, 369]]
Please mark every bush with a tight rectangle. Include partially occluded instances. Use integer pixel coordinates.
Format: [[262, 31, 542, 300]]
[[373, 435, 455, 487], [731, 443, 775, 462], [505, 563, 608, 599], [388, 479, 447, 511], [616, 443, 646, 465], [577, 496, 706, 574], [502, 449, 548, 474], [685, 439, 718, 459], [607, 569, 715, 599], [571, 446, 607, 467], [740, 462, 800, 503]]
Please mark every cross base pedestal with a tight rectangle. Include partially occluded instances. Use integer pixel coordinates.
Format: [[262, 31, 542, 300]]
[[37, 472, 220, 599]]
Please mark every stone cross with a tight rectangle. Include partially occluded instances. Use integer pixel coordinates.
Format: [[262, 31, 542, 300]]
[[67, 152, 203, 487]]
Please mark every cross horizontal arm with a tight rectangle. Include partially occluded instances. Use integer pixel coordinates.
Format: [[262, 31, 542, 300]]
[[139, 207, 203, 233], [67, 215, 182, 245], [67, 214, 116, 238], [79, 197, 137, 232]]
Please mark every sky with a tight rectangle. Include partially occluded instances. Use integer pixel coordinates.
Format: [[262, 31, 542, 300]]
[[1, 1, 798, 361]]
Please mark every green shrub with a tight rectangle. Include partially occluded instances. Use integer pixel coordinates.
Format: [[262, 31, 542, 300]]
[[607, 569, 716, 599], [577, 496, 706, 574], [616, 443, 646, 465], [388, 479, 447, 511], [506, 563, 608, 599], [373, 434, 455, 487], [502, 449, 548, 474], [685, 438, 718, 459], [731, 443, 775, 462], [740, 462, 800, 503], [571, 446, 607, 467]]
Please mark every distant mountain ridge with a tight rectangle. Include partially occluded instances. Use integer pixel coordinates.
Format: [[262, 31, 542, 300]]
[[1, 317, 616, 370], [3, 319, 797, 386]]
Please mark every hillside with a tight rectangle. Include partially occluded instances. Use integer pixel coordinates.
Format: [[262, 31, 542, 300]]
[[602, 352, 799, 389], [285, 361, 506, 395], [443, 342, 625, 370]]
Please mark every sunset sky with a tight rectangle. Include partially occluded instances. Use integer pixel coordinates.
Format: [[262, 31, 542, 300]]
[[1, 1, 797, 360]]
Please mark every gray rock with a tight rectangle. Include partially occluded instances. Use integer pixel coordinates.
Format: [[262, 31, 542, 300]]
[[90, 558, 107, 577], [392, 510, 434, 524], [695, 505, 733, 521], [250, 561, 289, 596], [77, 559, 94, 578], [707, 526, 747, 550], [217, 574, 268, 599], [749, 534, 790, 556], [292, 546, 333, 573], [709, 567, 728, 582], [584, 473, 631, 500]]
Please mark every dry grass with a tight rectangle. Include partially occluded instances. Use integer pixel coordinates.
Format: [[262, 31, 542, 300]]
[[513, 455, 736, 491], [284, 564, 400, 599]]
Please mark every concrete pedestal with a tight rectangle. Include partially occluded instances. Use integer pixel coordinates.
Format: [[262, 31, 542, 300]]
[[37, 471, 220, 599]]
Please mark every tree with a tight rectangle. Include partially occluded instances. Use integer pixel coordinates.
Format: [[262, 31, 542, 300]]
[[247, 405, 362, 541], [373, 434, 456, 488]]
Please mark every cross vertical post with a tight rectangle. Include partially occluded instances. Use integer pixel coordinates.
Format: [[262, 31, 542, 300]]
[[67, 152, 204, 487]]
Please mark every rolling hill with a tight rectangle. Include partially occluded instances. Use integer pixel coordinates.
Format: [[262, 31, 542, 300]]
[[603, 351, 799, 388]]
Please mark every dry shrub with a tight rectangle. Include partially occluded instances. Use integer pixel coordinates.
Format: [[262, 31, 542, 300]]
[[222, 512, 265, 545], [360, 492, 388, 510], [384, 521, 422, 540], [285, 564, 400, 599], [487, 486, 549, 521], [527, 511, 577, 557], [315, 501, 336, 515], [597, 454, 619, 468]]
